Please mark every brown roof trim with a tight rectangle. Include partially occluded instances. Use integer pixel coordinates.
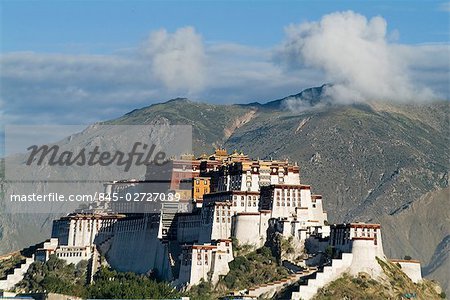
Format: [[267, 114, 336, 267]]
[[331, 223, 381, 229], [268, 184, 311, 189], [350, 223, 381, 229], [191, 245, 217, 250], [390, 259, 421, 264], [203, 190, 260, 197], [216, 238, 232, 242]]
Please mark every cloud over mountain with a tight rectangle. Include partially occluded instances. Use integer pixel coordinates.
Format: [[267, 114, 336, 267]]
[[0, 11, 448, 132], [276, 11, 439, 104], [144, 26, 206, 94]]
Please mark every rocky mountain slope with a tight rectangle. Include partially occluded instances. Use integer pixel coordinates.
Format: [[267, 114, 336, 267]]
[[1, 87, 448, 293]]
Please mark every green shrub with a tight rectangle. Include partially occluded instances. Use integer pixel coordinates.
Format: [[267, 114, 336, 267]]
[[87, 266, 179, 299]]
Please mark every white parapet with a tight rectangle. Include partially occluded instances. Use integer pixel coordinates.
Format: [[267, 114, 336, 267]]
[[391, 259, 422, 283], [292, 253, 353, 300], [0, 255, 35, 291]]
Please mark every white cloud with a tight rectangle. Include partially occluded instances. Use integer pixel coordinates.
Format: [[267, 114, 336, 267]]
[[143, 27, 206, 94], [0, 15, 448, 136], [276, 11, 438, 104]]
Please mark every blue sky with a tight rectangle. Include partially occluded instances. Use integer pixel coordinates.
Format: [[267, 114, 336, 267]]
[[2, 1, 449, 53], [0, 1, 449, 146]]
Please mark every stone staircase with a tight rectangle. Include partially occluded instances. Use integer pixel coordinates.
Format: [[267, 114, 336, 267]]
[[291, 253, 353, 300], [229, 267, 317, 299], [282, 259, 305, 273], [0, 255, 35, 291], [246, 272, 305, 299]]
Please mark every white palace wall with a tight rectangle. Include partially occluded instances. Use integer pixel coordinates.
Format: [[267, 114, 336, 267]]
[[106, 215, 173, 280], [233, 211, 271, 247], [348, 238, 385, 278], [391, 260, 422, 283]]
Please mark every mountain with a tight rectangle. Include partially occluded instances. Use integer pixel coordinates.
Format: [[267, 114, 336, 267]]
[[0, 87, 448, 293], [262, 84, 331, 109]]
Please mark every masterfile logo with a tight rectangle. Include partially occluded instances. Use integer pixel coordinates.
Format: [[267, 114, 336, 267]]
[[25, 142, 168, 171], [5, 125, 191, 181], [3, 125, 193, 214]]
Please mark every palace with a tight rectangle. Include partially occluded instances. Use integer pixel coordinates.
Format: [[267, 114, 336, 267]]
[[15, 148, 422, 300]]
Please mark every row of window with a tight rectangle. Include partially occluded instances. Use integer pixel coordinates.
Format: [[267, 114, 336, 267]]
[[233, 195, 258, 201], [276, 201, 300, 207], [56, 251, 87, 258], [355, 228, 377, 237], [195, 179, 209, 185], [276, 189, 299, 196], [233, 201, 258, 207], [215, 217, 232, 223]]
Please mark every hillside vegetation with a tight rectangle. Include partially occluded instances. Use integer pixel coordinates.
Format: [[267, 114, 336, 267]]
[[313, 259, 445, 300], [187, 245, 290, 299], [0, 253, 25, 279], [13, 256, 180, 299]]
